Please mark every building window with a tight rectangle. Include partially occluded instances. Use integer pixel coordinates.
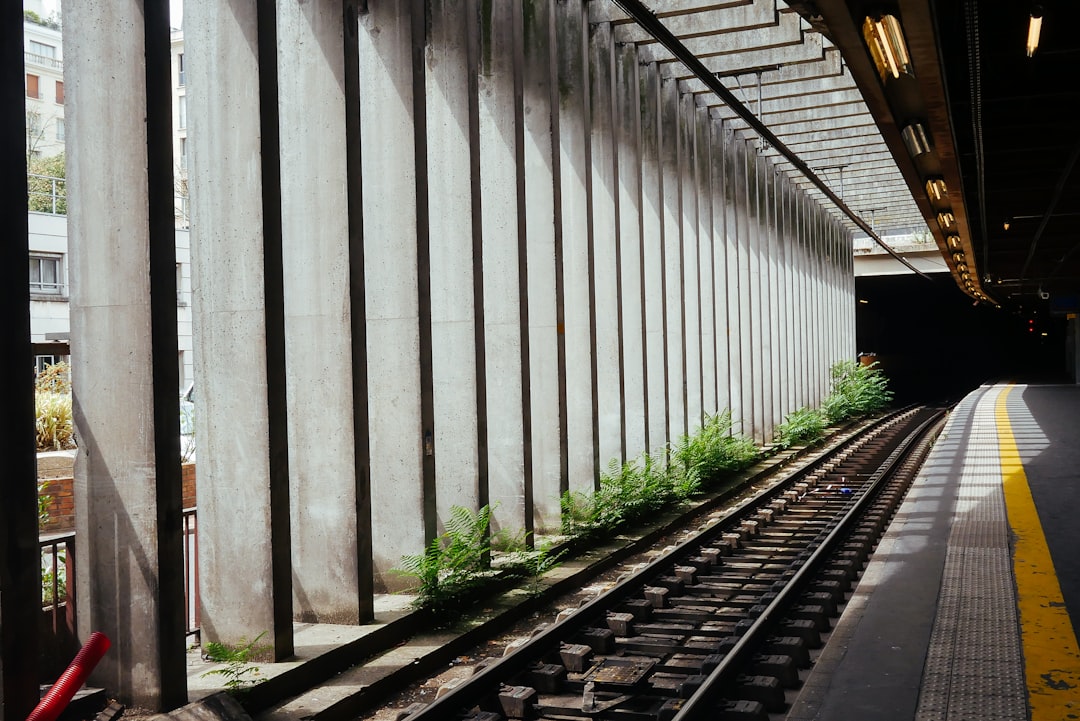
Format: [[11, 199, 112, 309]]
[[176, 263, 184, 305], [26, 73, 40, 99], [55, 80, 64, 105], [35, 355, 69, 376], [55, 118, 64, 141], [29, 41, 56, 59], [178, 95, 186, 130], [177, 53, 185, 86], [180, 137, 188, 170], [30, 254, 65, 295]]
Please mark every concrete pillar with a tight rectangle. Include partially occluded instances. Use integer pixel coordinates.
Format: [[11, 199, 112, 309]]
[[358, 2, 428, 588], [709, 114, 730, 419], [660, 77, 686, 442], [766, 168, 781, 432], [756, 156, 774, 441], [735, 140, 754, 437], [554, 0, 597, 492], [66, 0, 187, 705], [615, 44, 648, 459], [681, 93, 702, 432], [186, 0, 294, 656], [478, 1, 530, 532], [777, 180, 793, 417], [640, 63, 669, 456], [521, 0, 564, 530], [1, 7, 40, 716], [696, 105, 717, 419], [795, 194, 809, 409], [747, 147, 765, 441], [277, 0, 370, 624], [723, 123, 745, 434], [588, 22, 623, 467], [426, 0, 482, 522]]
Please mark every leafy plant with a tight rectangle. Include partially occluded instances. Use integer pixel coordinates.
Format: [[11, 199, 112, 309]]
[[395, 505, 504, 614], [38, 480, 52, 527], [27, 153, 66, 214], [773, 407, 827, 449], [35, 391, 75, 451], [40, 553, 67, 608], [671, 410, 759, 484], [202, 632, 267, 695], [821, 360, 894, 424], [35, 361, 71, 393]]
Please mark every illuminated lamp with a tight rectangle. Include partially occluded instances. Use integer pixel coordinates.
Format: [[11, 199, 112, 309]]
[[957, 262, 968, 273], [1028, 6, 1043, 57], [863, 15, 914, 80], [925, 178, 947, 202], [901, 123, 932, 157], [937, 211, 956, 231], [952, 252, 965, 264], [947, 235, 962, 249]]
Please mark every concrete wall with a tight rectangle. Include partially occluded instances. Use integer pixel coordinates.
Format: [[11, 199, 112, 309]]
[[59, 0, 857, 705]]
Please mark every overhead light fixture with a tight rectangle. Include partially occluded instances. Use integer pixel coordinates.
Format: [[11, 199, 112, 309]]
[[953, 252, 965, 264], [1003, 219, 1011, 230], [957, 262, 968, 273], [863, 14, 913, 80], [947, 235, 962, 249], [1028, 6, 1043, 57], [901, 123, 932, 157], [937, 211, 956, 231], [925, 178, 948, 202]]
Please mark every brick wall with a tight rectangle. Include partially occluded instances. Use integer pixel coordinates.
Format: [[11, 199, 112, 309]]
[[38, 463, 196, 534]]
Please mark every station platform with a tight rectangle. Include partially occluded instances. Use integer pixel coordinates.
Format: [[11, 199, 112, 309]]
[[788, 383, 1080, 721]]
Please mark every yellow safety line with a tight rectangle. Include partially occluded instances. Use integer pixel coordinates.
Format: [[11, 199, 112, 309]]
[[996, 384, 1080, 720]]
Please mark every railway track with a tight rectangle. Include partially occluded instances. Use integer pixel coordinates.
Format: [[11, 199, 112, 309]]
[[396, 405, 947, 721]]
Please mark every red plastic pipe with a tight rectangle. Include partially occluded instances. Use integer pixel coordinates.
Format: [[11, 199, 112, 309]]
[[26, 631, 111, 721]]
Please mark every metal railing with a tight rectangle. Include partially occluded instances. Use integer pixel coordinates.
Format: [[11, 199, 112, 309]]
[[28, 173, 66, 215], [25, 51, 63, 70], [40, 532, 73, 634]]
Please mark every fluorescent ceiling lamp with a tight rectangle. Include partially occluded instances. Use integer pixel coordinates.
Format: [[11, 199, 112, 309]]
[[902, 123, 932, 157], [1028, 8, 1043, 57], [925, 178, 948, 201], [863, 14, 913, 80]]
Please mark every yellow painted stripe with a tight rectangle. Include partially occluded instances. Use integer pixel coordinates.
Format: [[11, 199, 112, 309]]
[[996, 384, 1080, 720]]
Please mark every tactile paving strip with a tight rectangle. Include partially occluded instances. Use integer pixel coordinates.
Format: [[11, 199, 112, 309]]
[[914, 385, 1028, 721]]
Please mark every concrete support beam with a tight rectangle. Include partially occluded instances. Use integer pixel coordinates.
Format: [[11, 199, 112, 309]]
[[478, 1, 530, 533], [640, 63, 670, 455], [0, 6, 40, 717], [696, 105, 717, 419], [426, 0, 482, 521], [681, 93, 703, 432], [277, 0, 369, 625], [615, 44, 648, 458], [66, 0, 187, 705], [588, 22, 624, 466], [555, 0, 598, 492], [186, 0, 294, 656], [723, 121, 746, 435], [358, 2, 428, 588], [521, 0, 565, 530], [660, 77, 686, 440], [709, 117, 731, 420]]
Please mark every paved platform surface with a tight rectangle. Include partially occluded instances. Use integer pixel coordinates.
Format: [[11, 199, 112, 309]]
[[788, 383, 1080, 721]]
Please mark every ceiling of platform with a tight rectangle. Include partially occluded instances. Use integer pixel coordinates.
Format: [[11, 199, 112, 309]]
[[604, 0, 1080, 312]]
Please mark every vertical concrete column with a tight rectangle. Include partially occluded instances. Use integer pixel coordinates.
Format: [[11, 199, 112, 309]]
[[723, 123, 745, 433], [277, 0, 369, 624], [66, 0, 187, 705], [735, 140, 754, 437], [554, 0, 597, 492], [0, 7, 40, 716], [478, 2, 530, 532], [709, 114, 730, 418], [747, 148, 765, 441], [696, 105, 717, 418], [425, 0, 482, 520], [660, 77, 686, 442], [794, 194, 808, 409], [522, 0, 564, 529], [358, 2, 428, 588], [766, 169, 782, 429], [680, 93, 702, 432], [811, 206, 826, 403], [639, 63, 669, 456], [186, 0, 295, 654], [777, 180, 793, 417], [615, 44, 647, 459], [588, 22, 623, 467], [756, 158, 775, 441]]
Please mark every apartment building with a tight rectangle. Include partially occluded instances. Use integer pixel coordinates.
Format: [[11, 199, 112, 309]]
[[24, 9, 194, 389]]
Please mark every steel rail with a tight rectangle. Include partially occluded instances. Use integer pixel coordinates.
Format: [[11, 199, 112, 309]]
[[674, 406, 945, 718], [403, 406, 930, 720]]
